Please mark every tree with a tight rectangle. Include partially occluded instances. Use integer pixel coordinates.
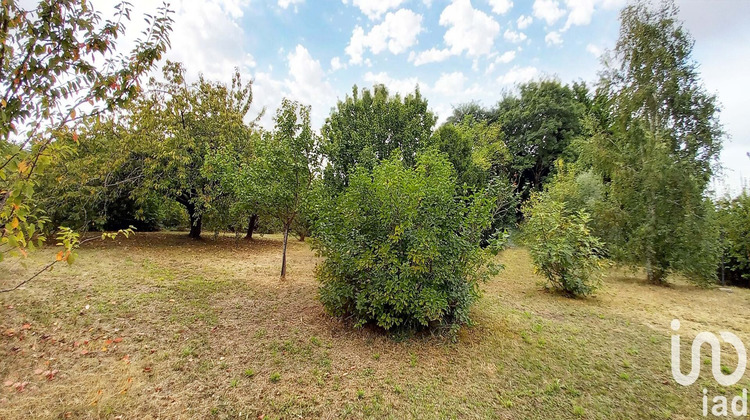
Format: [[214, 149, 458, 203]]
[[592, 0, 723, 284], [716, 192, 750, 287], [239, 99, 319, 278], [445, 101, 493, 125], [36, 116, 178, 233], [427, 124, 474, 185], [314, 150, 504, 334], [131, 62, 258, 239], [320, 84, 436, 191], [522, 192, 607, 297], [493, 80, 585, 198], [1, 0, 172, 262]]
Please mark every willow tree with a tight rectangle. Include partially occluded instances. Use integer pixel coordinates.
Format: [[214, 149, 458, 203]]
[[594, 0, 722, 284]]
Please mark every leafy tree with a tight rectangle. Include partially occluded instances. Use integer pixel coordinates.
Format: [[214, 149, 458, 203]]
[[716, 192, 750, 286], [131, 62, 258, 239], [541, 160, 612, 246], [493, 80, 585, 197], [427, 124, 474, 185], [445, 101, 493, 125], [238, 99, 319, 278], [522, 192, 607, 297], [593, 0, 722, 284], [320, 84, 436, 191], [314, 150, 504, 333], [0, 0, 172, 263], [36, 116, 176, 232], [429, 118, 516, 238], [429, 117, 511, 189]]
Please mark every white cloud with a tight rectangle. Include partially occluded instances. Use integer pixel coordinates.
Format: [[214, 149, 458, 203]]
[[503, 29, 527, 43], [533, 0, 565, 25], [488, 0, 513, 15], [562, 0, 595, 29], [585, 43, 603, 57], [562, 0, 626, 30], [545, 31, 563, 46], [433, 71, 468, 95], [330, 56, 345, 72], [409, 47, 453, 66], [253, 45, 336, 129], [497, 66, 539, 85], [409, 0, 500, 66], [485, 50, 516, 74], [497, 50, 516, 63], [347, 0, 406, 20], [440, 0, 501, 56], [517, 15, 533, 29], [278, 0, 304, 10], [117, 0, 254, 82], [345, 9, 424, 65], [345, 27, 367, 65], [363, 71, 421, 95], [285, 45, 335, 107]]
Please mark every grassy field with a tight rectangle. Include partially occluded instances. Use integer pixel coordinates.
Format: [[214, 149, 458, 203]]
[[1, 232, 749, 419]]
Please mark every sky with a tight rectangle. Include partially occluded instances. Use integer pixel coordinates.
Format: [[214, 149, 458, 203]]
[[95, 0, 749, 195]]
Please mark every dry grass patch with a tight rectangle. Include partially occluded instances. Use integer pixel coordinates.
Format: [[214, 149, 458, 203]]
[[1, 234, 749, 419]]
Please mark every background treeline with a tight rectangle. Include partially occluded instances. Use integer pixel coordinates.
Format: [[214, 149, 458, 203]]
[[32, 0, 749, 295], [4, 0, 748, 331]]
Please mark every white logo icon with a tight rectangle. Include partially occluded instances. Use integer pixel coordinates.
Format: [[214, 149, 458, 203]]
[[671, 319, 747, 387]]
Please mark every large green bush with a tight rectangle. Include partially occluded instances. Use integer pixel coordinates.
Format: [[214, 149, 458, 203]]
[[314, 150, 503, 333], [522, 193, 606, 297]]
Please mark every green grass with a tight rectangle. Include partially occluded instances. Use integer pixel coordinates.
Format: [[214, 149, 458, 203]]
[[0, 232, 748, 419]]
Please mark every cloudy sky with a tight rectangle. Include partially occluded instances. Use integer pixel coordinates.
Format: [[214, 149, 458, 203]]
[[98, 0, 749, 194]]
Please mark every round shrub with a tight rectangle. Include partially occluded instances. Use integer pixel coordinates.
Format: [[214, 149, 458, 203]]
[[314, 150, 502, 333], [522, 193, 606, 297]]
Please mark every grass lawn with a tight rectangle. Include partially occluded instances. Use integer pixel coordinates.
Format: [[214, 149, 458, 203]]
[[1, 232, 748, 419]]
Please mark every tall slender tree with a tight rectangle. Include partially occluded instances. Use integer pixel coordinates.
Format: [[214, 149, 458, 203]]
[[239, 99, 319, 278], [594, 0, 723, 283]]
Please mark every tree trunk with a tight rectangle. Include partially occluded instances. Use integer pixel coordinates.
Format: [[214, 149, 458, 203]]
[[647, 264, 666, 284], [280, 225, 289, 279], [178, 195, 202, 240], [245, 214, 258, 240], [189, 213, 202, 239]]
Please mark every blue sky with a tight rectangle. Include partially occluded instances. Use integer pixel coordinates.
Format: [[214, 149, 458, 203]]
[[106, 0, 749, 194]]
